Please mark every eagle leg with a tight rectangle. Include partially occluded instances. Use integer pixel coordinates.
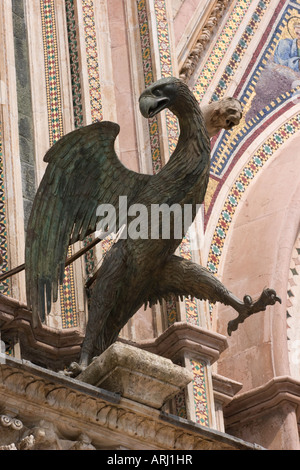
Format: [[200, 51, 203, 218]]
[[156, 255, 281, 335]]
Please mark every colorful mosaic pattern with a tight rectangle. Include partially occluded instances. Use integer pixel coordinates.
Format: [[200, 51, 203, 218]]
[[190, 359, 210, 426], [193, 0, 253, 103], [173, 388, 187, 419], [153, 0, 173, 77], [0, 122, 9, 295], [210, 0, 293, 178], [82, 0, 103, 123], [207, 112, 300, 274], [206, 0, 300, 278], [137, 0, 163, 173], [211, 0, 271, 103], [65, 0, 84, 129], [40, 0, 63, 145], [153, 0, 179, 158], [40, 0, 77, 327]]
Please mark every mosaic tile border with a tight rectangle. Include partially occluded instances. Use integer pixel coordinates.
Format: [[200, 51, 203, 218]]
[[65, 0, 84, 130], [40, 0, 63, 146], [207, 112, 300, 275], [211, 0, 271, 103], [193, 0, 253, 103], [82, 0, 103, 123], [40, 0, 77, 327], [190, 359, 210, 426], [210, 0, 295, 178], [0, 122, 9, 295], [137, 0, 163, 174], [153, 0, 173, 77], [153, 0, 179, 158]]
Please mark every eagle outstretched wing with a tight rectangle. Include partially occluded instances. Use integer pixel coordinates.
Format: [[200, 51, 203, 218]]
[[25, 121, 151, 325]]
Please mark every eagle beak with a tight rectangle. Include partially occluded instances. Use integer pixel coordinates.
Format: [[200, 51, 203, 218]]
[[139, 95, 170, 118]]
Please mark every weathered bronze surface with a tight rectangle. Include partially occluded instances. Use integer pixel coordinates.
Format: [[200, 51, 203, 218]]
[[25, 77, 281, 371]]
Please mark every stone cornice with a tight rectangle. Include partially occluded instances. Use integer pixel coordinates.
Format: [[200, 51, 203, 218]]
[[0, 356, 261, 450], [212, 373, 243, 406], [224, 376, 300, 426], [0, 294, 83, 368], [135, 321, 228, 364]]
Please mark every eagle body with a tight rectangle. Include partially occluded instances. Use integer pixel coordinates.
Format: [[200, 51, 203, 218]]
[[25, 77, 280, 370]]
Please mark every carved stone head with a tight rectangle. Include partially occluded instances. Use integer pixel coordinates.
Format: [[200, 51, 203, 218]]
[[201, 97, 243, 137]]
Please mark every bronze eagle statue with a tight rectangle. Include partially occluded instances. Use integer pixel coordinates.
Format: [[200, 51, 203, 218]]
[[25, 77, 281, 372]]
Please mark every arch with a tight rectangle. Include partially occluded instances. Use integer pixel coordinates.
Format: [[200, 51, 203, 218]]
[[214, 132, 300, 392], [205, 109, 300, 274]]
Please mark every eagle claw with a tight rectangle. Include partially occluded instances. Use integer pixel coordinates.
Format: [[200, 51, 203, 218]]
[[227, 288, 281, 336]]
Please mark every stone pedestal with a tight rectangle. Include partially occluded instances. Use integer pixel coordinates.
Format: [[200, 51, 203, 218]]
[[78, 342, 193, 409]]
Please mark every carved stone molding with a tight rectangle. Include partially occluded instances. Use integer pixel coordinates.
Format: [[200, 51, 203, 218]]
[[225, 375, 300, 424], [0, 356, 259, 450], [223, 376, 300, 449], [0, 294, 83, 370], [179, 0, 231, 82], [212, 373, 243, 407], [135, 321, 228, 364]]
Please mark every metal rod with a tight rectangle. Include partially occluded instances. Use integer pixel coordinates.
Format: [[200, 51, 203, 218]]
[[0, 236, 102, 283]]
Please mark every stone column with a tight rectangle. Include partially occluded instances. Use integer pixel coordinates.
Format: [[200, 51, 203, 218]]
[[0, 0, 26, 303], [136, 322, 241, 431]]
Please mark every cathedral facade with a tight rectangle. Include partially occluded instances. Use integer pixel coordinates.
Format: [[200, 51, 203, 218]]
[[0, 0, 299, 450]]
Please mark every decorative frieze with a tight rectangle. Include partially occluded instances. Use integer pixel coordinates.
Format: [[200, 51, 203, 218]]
[[0, 356, 260, 450]]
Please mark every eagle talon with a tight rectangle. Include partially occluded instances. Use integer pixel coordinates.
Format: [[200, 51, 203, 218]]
[[227, 288, 281, 336]]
